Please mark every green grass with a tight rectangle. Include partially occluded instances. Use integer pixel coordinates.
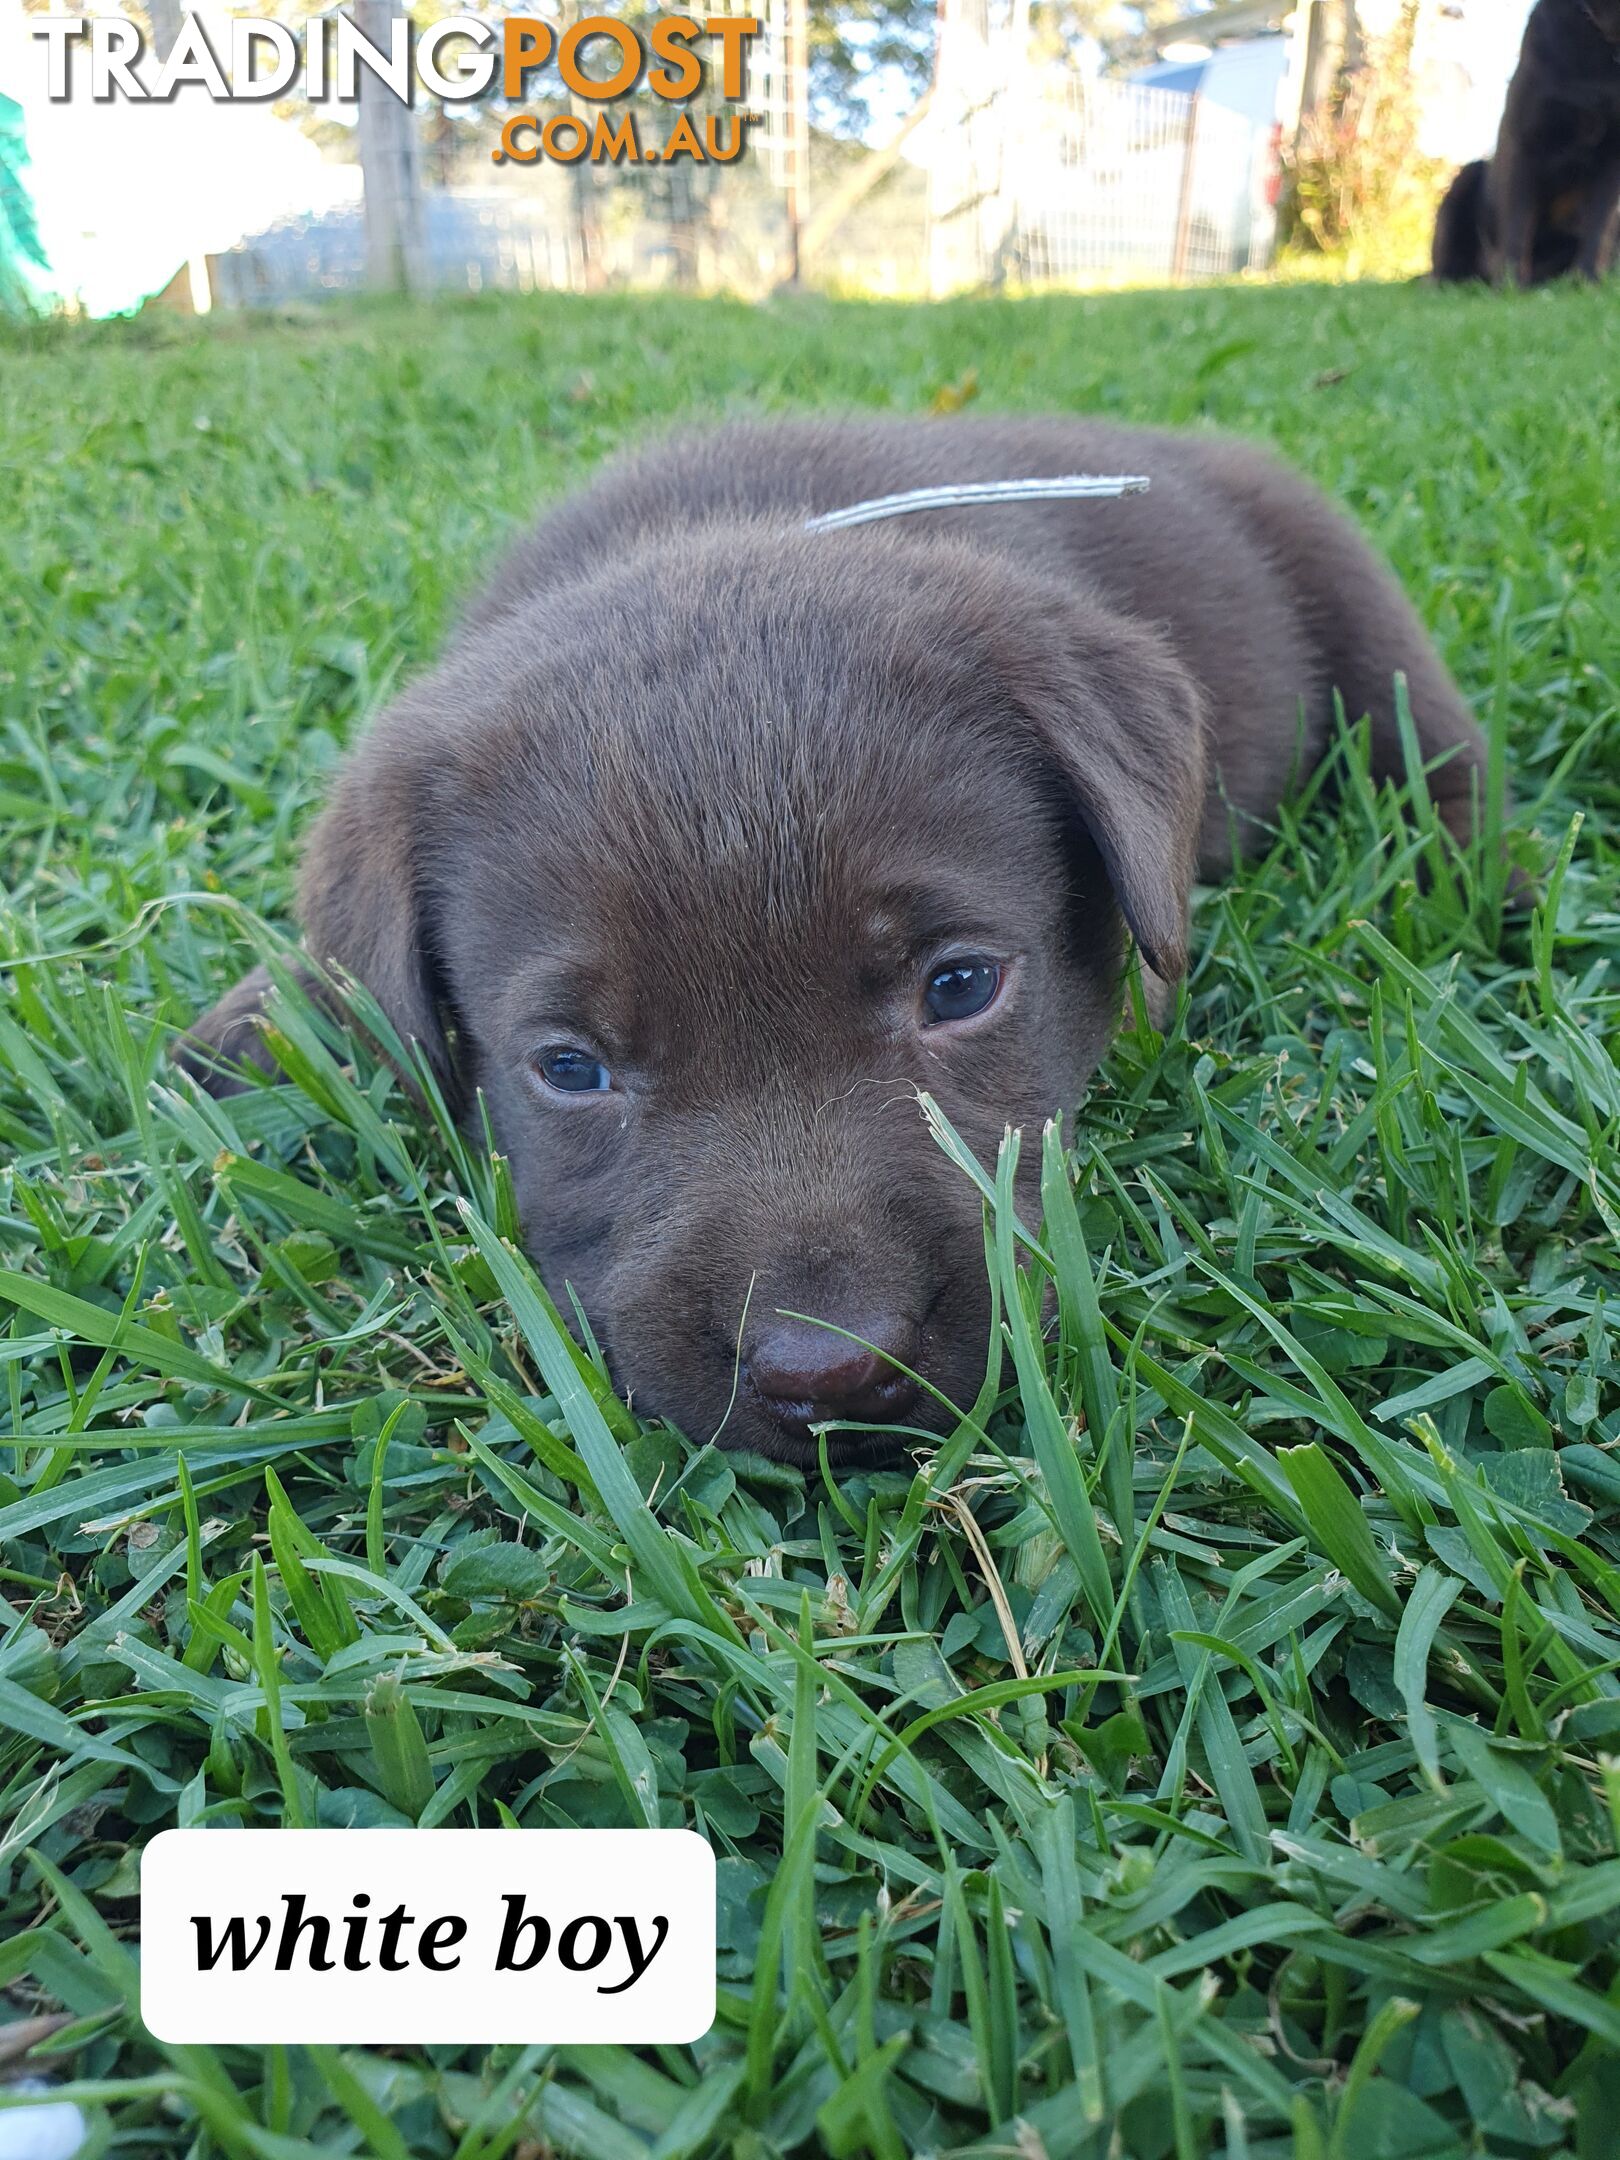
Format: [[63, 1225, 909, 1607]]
[[2, 277, 1620, 2160]]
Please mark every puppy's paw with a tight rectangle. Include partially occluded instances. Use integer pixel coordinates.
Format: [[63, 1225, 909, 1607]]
[[1503, 856, 1540, 913], [1430, 794, 1539, 915], [1121, 960, 1179, 1034], [171, 963, 290, 1096], [1139, 964, 1177, 1031]]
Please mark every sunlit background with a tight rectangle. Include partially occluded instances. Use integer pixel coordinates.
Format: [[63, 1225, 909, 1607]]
[[0, 2, 1538, 320]]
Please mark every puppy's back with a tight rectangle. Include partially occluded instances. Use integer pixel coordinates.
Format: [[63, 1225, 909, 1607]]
[[461, 415, 1486, 867], [466, 415, 1272, 628]]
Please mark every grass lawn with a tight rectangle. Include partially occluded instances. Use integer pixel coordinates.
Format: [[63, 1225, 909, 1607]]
[[2, 276, 1620, 2160]]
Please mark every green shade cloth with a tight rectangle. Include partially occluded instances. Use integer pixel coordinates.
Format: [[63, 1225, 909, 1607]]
[[0, 89, 49, 314]]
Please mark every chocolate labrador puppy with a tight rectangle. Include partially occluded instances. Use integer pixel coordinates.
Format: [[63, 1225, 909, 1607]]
[[180, 416, 1490, 1463], [1432, 0, 1620, 286]]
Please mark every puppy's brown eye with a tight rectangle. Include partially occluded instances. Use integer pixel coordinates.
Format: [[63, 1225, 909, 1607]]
[[535, 1047, 612, 1094], [922, 958, 1002, 1025]]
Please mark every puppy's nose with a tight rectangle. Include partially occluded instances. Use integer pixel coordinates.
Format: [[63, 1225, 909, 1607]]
[[747, 1314, 921, 1429]]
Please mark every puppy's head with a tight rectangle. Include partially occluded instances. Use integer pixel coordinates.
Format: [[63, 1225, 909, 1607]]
[[193, 527, 1206, 1463]]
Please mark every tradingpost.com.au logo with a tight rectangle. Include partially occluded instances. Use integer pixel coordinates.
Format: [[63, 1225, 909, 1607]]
[[31, 10, 764, 168]]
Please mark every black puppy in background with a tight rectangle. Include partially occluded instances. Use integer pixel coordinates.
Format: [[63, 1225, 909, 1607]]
[[1432, 0, 1620, 285]]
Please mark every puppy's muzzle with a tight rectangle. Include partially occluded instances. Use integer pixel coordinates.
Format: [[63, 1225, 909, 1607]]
[[745, 1312, 921, 1445]]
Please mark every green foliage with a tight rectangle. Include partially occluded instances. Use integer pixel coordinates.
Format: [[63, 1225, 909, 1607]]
[[0, 93, 48, 319], [808, 0, 933, 133], [2, 277, 1620, 2155], [1280, 4, 1449, 282]]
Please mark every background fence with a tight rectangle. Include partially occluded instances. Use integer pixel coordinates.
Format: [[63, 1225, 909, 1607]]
[[928, 69, 1273, 294], [202, 9, 1274, 308]]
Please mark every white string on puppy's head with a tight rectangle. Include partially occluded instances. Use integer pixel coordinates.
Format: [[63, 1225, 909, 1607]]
[[803, 473, 1151, 533]]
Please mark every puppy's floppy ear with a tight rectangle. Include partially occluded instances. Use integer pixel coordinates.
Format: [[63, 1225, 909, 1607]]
[[996, 600, 1209, 982], [293, 730, 457, 1099], [174, 722, 455, 1101]]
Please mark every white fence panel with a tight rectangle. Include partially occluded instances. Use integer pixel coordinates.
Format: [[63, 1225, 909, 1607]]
[[929, 35, 1271, 292]]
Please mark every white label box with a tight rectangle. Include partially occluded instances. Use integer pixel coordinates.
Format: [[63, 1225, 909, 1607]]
[[140, 1828, 716, 2043]]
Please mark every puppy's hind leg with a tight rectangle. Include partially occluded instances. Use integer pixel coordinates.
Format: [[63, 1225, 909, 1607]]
[[1576, 164, 1620, 279], [1431, 161, 1489, 282], [1196, 443, 1493, 858], [1495, 158, 1541, 287]]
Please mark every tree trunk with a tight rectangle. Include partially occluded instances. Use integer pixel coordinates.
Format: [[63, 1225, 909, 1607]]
[[781, 0, 810, 285], [146, 0, 214, 310], [354, 0, 426, 294], [1298, 0, 1362, 134], [146, 0, 183, 62], [800, 90, 932, 263]]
